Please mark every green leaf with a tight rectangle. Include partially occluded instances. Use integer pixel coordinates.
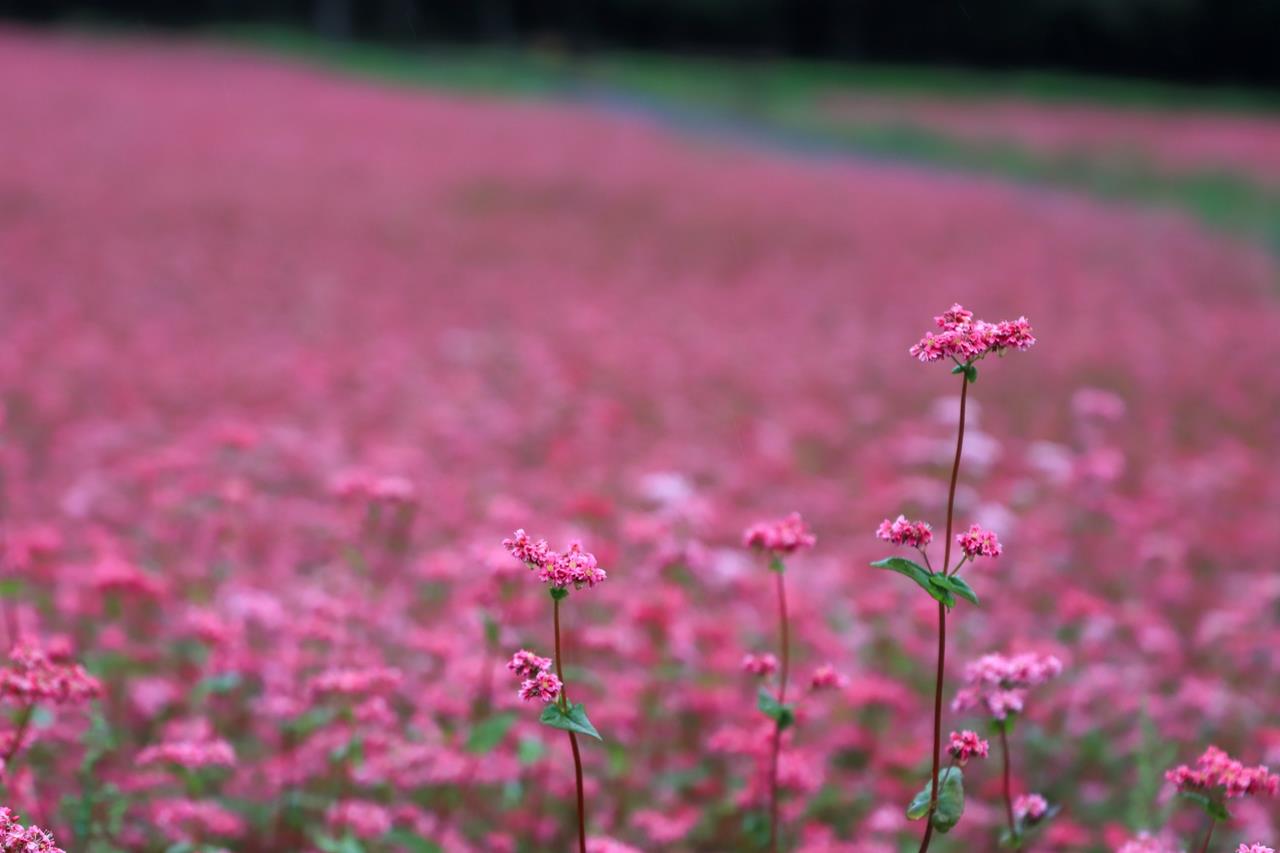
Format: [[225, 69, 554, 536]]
[[769, 556, 786, 573], [383, 829, 443, 853], [906, 766, 965, 834], [989, 714, 1018, 736], [925, 576, 957, 608], [466, 712, 517, 754], [966, 364, 979, 383], [312, 835, 365, 853], [549, 587, 569, 601], [756, 687, 795, 731], [1179, 790, 1230, 821], [931, 574, 979, 606], [870, 557, 937, 596], [539, 702, 602, 741], [517, 736, 547, 765], [0, 578, 23, 599]]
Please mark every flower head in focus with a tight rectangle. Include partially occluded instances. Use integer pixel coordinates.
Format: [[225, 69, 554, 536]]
[[948, 730, 990, 766], [909, 304, 1036, 364], [875, 515, 933, 549], [503, 531, 606, 590], [956, 524, 1002, 559]]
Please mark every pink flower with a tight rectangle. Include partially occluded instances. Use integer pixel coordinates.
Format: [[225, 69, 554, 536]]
[[810, 664, 849, 691], [952, 652, 1063, 719], [503, 532, 607, 590], [956, 523, 1002, 558], [875, 515, 933, 548], [308, 666, 403, 699], [948, 730, 990, 766], [326, 800, 392, 840], [518, 670, 563, 704], [743, 512, 816, 555], [909, 304, 1036, 363], [503, 529, 552, 570], [506, 649, 553, 679], [1166, 746, 1279, 799], [0, 643, 101, 706], [1238, 845, 1275, 853], [1013, 793, 1049, 823], [0, 807, 64, 853], [137, 738, 236, 770], [741, 653, 779, 678]]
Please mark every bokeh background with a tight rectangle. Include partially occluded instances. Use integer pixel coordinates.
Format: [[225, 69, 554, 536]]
[[0, 3, 1278, 852]]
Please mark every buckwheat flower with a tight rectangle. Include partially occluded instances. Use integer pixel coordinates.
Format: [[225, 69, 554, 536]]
[[810, 664, 849, 691], [507, 650, 553, 679], [875, 515, 933, 548], [554, 541, 607, 590], [741, 653, 779, 678], [0, 643, 102, 706], [151, 799, 245, 842], [518, 670, 563, 704], [743, 512, 816, 555], [951, 652, 1063, 719], [326, 800, 392, 840], [0, 807, 64, 853], [137, 738, 236, 770], [936, 303, 974, 330], [1115, 832, 1180, 853], [994, 317, 1036, 352], [1166, 746, 1279, 799], [956, 524, 1002, 558], [308, 666, 403, 699], [1013, 793, 1049, 824], [503, 529, 553, 570], [948, 730, 990, 766], [1238, 845, 1275, 853]]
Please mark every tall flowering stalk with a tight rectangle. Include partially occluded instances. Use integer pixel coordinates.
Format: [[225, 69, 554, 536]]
[[743, 512, 815, 853], [1165, 746, 1278, 853], [871, 304, 1035, 851], [503, 531, 607, 853]]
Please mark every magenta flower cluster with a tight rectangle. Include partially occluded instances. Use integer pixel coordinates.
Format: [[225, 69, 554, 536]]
[[956, 523, 1003, 559], [1012, 793, 1049, 823], [503, 530, 607, 590], [742, 512, 816, 555], [952, 652, 1063, 720], [875, 515, 934, 548], [507, 650, 562, 704], [0, 808, 63, 853], [947, 730, 990, 766], [1165, 745, 1280, 799], [909, 303, 1037, 363]]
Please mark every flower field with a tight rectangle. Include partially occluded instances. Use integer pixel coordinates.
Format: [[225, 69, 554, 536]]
[[0, 29, 1278, 853]]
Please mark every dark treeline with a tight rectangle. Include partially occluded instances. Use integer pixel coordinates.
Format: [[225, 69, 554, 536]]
[[3, 0, 1278, 88]]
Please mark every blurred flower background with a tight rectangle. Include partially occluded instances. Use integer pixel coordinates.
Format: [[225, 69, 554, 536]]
[[0, 2, 1278, 851]]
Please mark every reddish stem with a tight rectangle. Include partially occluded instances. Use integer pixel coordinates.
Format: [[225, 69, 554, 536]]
[[554, 595, 587, 853], [1197, 817, 1215, 853], [1001, 725, 1017, 844], [919, 372, 969, 853], [768, 567, 791, 852]]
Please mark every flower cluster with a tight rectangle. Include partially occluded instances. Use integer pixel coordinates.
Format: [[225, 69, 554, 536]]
[[948, 730, 990, 766], [875, 515, 933, 548], [137, 738, 236, 770], [326, 800, 392, 840], [1238, 846, 1275, 853], [308, 666, 403, 699], [1115, 833, 1181, 853], [909, 304, 1037, 363], [506, 649, 553, 679], [956, 523, 1002, 559], [503, 531, 607, 590], [507, 650, 562, 704], [952, 652, 1064, 719], [809, 664, 848, 691], [743, 512, 816, 555], [0, 643, 101, 706], [1165, 746, 1279, 799], [741, 653, 779, 678], [0, 807, 64, 853], [1013, 793, 1049, 824]]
